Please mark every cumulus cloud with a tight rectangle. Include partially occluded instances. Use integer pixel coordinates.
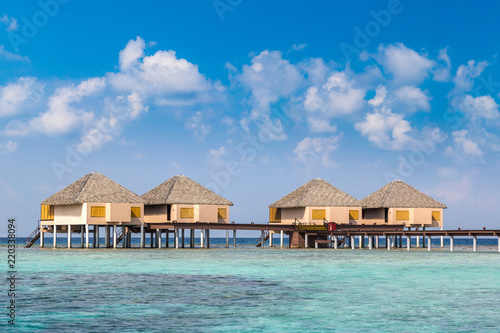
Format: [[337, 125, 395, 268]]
[[391, 85, 431, 113], [3, 37, 223, 152], [0, 140, 17, 153], [236, 50, 303, 140], [368, 85, 387, 107], [456, 94, 499, 119], [452, 59, 489, 93], [304, 70, 366, 116], [239, 50, 303, 108], [109, 37, 221, 106], [451, 130, 483, 158], [33, 77, 106, 136], [373, 43, 435, 85], [355, 107, 414, 150], [0, 77, 44, 117], [293, 135, 342, 173]]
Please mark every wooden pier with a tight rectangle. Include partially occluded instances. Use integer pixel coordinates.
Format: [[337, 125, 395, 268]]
[[27, 221, 500, 252]]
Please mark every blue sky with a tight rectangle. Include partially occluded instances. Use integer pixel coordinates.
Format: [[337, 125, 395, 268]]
[[1, 0, 500, 236]]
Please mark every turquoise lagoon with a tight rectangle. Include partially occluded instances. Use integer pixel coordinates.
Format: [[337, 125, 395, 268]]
[[4, 240, 500, 332]]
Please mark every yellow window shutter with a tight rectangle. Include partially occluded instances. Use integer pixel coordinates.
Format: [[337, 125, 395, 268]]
[[269, 208, 281, 222], [396, 210, 409, 221], [131, 207, 141, 218], [432, 211, 440, 221], [91, 206, 105, 218], [218, 208, 227, 219], [349, 210, 359, 220], [41, 205, 54, 220], [312, 209, 326, 220], [180, 208, 194, 218]]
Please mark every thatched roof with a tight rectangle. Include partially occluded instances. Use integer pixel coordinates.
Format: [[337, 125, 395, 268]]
[[41, 172, 143, 205], [141, 175, 233, 206], [361, 180, 447, 209], [269, 178, 360, 208]]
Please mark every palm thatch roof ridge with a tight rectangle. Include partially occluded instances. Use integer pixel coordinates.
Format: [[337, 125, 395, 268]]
[[269, 178, 361, 208], [41, 172, 143, 205], [360, 180, 447, 209], [141, 175, 233, 206]]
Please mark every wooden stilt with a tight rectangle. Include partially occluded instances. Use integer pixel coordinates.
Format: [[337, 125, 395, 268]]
[[67, 225, 71, 249]]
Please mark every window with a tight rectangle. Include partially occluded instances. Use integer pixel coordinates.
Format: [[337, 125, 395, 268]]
[[395, 210, 409, 221], [312, 209, 326, 220], [218, 208, 227, 219], [269, 208, 281, 223], [91, 206, 105, 218], [349, 210, 359, 220], [432, 211, 440, 221], [131, 207, 141, 218], [180, 207, 194, 218], [41, 205, 54, 221]]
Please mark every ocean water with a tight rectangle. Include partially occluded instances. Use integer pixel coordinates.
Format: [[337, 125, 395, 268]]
[[3, 238, 500, 332]]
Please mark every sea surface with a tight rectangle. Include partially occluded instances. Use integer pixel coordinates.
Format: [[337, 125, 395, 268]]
[[2, 237, 500, 332]]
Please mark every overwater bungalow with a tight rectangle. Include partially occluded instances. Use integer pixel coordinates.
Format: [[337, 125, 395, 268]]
[[268, 178, 362, 225], [141, 175, 233, 224], [39, 172, 144, 248], [360, 180, 447, 229]]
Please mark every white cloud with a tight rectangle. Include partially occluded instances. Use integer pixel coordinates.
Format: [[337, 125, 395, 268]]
[[0, 45, 29, 62], [304, 70, 366, 116], [109, 37, 219, 105], [31, 77, 106, 136], [432, 48, 452, 82], [306, 117, 337, 133], [392, 86, 431, 113], [0, 140, 17, 153], [368, 84, 430, 114], [456, 94, 499, 119], [293, 135, 342, 172], [0, 77, 44, 117], [119, 37, 146, 71], [3, 37, 222, 152], [368, 85, 387, 107], [291, 43, 307, 52], [237, 50, 303, 140], [185, 111, 211, 142], [452, 60, 488, 92], [0, 14, 18, 31], [355, 107, 413, 150], [240, 50, 303, 110], [373, 43, 435, 85], [452, 130, 483, 158], [207, 146, 227, 167]]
